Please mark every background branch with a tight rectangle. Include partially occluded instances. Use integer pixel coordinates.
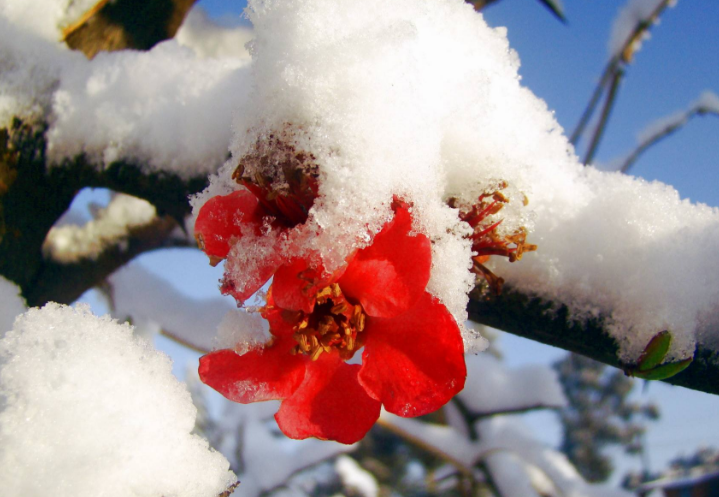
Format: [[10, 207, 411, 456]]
[[569, 0, 674, 150], [619, 105, 719, 174]]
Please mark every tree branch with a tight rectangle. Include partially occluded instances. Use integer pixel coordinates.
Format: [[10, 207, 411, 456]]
[[24, 214, 186, 306], [619, 106, 719, 174], [583, 67, 623, 165], [467, 287, 719, 396], [63, 0, 198, 59], [0, 120, 208, 306], [569, 0, 674, 148]]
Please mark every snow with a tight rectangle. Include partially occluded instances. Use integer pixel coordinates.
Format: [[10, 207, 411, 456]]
[[476, 417, 633, 497], [176, 7, 253, 60], [335, 455, 379, 497], [458, 353, 567, 415], [187, 0, 717, 362], [109, 262, 237, 351], [695, 90, 719, 114], [194, 396, 354, 497], [380, 347, 633, 496], [43, 193, 156, 263], [0, 8, 251, 177], [47, 41, 251, 176], [0, 276, 25, 337], [0, 0, 98, 41], [0, 303, 236, 497], [0, 15, 80, 125]]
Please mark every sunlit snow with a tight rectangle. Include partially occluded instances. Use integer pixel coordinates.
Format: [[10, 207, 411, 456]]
[[0, 303, 236, 497]]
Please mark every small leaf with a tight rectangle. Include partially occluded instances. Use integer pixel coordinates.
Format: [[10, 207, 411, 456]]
[[636, 330, 672, 372], [632, 357, 693, 381]]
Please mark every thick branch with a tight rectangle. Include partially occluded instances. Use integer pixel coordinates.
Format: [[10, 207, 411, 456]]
[[467, 288, 719, 396], [63, 0, 198, 59]]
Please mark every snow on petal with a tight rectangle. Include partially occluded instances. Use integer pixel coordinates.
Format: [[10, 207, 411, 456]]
[[0, 303, 235, 497]]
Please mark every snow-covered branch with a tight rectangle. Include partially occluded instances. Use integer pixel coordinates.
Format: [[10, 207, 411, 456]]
[[0, 120, 208, 306], [468, 288, 719, 395]]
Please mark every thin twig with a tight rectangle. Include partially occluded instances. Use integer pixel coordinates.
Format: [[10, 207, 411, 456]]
[[160, 328, 211, 354], [375, 417, 475, 476], [583, 67, 623, 165], [620, 107, 719, 174], [473, 403, 565, 420], [569, 0, 675, 147]]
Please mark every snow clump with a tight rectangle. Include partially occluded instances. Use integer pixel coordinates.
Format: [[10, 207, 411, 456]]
[[0, 303, 236, 497]]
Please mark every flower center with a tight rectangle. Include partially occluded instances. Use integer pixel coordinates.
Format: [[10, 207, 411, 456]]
[[290, 283, 367, 361]]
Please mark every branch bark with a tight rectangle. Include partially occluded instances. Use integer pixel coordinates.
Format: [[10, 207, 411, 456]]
[[467, 287, 719, 396], [63, 0, 198, 59]]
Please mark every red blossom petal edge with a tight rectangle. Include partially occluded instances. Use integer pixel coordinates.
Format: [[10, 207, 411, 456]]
[[339, 205, 432, 318], [358, 292, 466, 417], [199, 337, 305, 403], [194, 190, 263, 262], [275, 352, 381, 444]]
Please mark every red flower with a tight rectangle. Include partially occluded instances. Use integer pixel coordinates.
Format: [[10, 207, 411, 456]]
[[194, 165, 319, 304], [199, 205, 466, 444]]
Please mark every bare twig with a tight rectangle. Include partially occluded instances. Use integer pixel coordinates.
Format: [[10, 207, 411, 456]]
[[160, 328, 211, 354], [570, 0, 675, 148], [375, 417, 475, 476], [583, 67, 623, 165], [619, 106, 719, 174]]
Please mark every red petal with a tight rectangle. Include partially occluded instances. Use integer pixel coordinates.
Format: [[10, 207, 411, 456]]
[[275, 352, 381, 444], [338, 206, 431, 318], [194, 190, 264, 260], [271, 259, 327, 313], [358, 292, 466, 417], [199, 338, 305, 403]]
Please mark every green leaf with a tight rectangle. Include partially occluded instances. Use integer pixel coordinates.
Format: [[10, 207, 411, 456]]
[[537, 0, 566, 23], [632, 357, 693, 381], [636, 330, 672, 372]]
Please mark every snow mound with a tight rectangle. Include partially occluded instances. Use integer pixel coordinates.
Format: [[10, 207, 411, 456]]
[[0, 303, 235, 497]]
